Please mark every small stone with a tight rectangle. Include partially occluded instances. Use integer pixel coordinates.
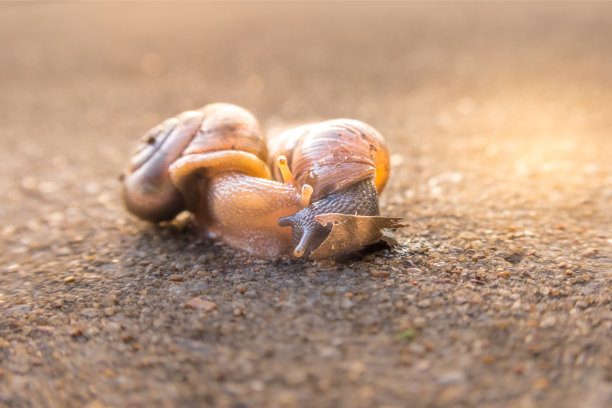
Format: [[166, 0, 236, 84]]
[[438, 385, 462, 405], [370, 269, 390, 278], [417, 299, 431, 308], [35, 326, 54, 335], [236, 285, 246, 294], [532, 378, 550, 389], [317, 377, 333, 392], [51, 299, 63, 309], [81, 308, 100, 318], [169, 274, 183, 282], [414, 359, 431, 372], [498, 289, 512, 297], [413, 317, 427, 328], [185, 297, 217, 312], [436, 370, 466, 385], [105, 322, 122, 333], [341, 297, 353, 309], [64, 276, 75, 283], [453, 288, 483, 305], [346, 361, 366, 382], [84, 400, 109, 408], [275, 391, 298, 408], [540, 315, 557, 328], [405, 267, 422, 274], [481, 355, 496, 364], [71, 327, 84, 337], [581, 248, 597, 258], [497, 271, 510, 278], [322, 287, 336, 296]]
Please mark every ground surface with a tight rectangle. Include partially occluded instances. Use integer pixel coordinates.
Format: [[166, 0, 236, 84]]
[[1, 2, 612, 408]]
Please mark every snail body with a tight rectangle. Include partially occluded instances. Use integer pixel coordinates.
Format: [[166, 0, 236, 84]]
[[121, 103, 402, 260]]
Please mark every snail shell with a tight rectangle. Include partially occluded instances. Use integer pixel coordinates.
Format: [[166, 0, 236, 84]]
[[268, 119, 390, 202]]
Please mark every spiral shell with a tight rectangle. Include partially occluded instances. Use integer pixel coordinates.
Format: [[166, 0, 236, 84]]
[[268, 119, 390, 202], [122, 103, 268, 223]]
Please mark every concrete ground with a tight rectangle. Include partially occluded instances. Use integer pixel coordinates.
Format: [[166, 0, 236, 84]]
[[1, 2, 611, 407]]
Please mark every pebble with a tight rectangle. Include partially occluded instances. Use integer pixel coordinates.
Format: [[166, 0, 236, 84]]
[[105, 322, 122, 333], [497, 271, 510, 278], [81, 308, 100, 318], [370, 269, 390, 278], [540, 315, 557, 328], [341, 297, 353, 309], [322, 287, 336, 296], [532, 377, 550, 389], [34, 326, 54, 335], [581, 248, 598, 258], [70, 327, 84, 337], [453, 288, 483, 305], [185, 297, 217, 312], [436, 370, 466, 385], [417, 299, 431, 308], [413, 317, 427, 328]]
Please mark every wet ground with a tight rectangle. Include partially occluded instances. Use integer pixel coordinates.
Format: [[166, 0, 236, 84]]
[[1, 2, 612, 407]]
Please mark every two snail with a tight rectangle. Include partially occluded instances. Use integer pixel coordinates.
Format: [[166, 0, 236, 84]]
[[121, 103, 404, 260]]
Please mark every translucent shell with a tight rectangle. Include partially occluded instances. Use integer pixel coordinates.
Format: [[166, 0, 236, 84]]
[[268, 119, 390, 202], [180, 103, 268, 162], [122, 103, 268, 222]]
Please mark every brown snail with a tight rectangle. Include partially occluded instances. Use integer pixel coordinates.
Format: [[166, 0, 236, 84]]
[[121, 103, 404, 260]]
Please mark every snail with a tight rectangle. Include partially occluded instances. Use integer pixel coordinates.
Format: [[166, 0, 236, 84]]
[[121, 103, 404, 260], [268, 120, 404, 259]]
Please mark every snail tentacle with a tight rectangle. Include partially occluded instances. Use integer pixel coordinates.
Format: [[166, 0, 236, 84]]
[[276, 155, 295, 186]]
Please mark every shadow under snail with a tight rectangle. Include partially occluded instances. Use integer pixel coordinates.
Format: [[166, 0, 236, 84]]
[[121, 103, 404, 260]]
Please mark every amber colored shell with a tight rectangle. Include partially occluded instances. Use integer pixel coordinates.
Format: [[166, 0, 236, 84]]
[[181, 103, 268, 161], [268, 119, 390, 202], [122, 103, 268, 222]]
